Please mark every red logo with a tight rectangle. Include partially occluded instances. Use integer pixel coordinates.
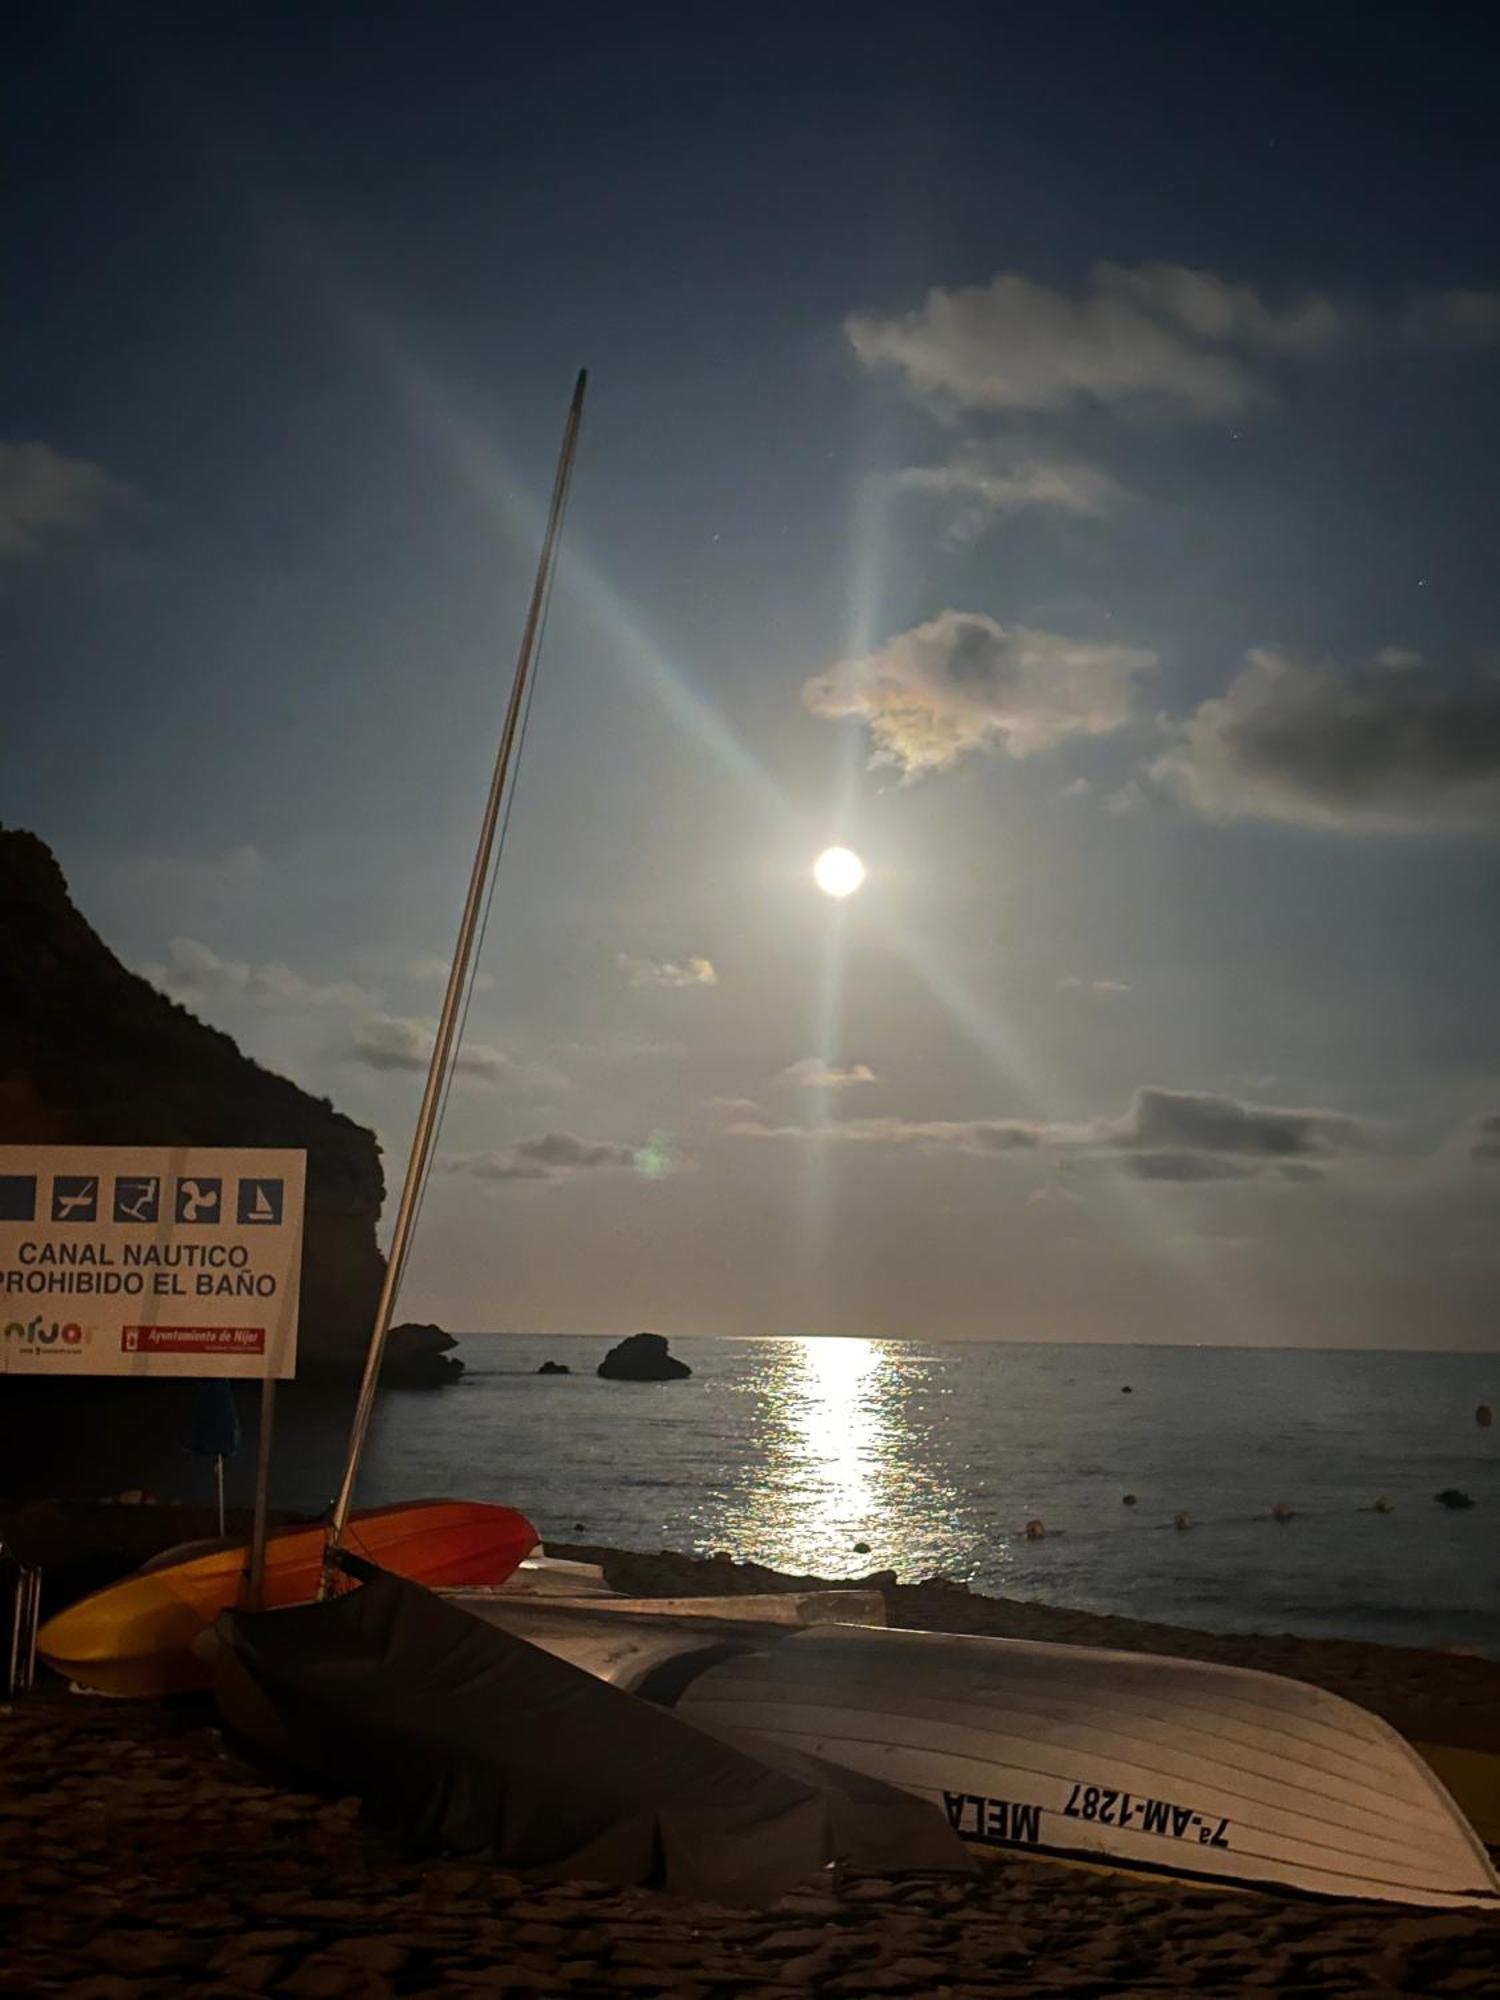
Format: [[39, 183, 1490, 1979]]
[[121, 1325, 266, 1354]]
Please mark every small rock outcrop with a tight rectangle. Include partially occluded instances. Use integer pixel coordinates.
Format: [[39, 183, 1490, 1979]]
[[1434, 1488, 1475, 1510], [596, 1331, 691, 1381], [383, 1323, 463, 1387], [536, 1360, 571, 1375]]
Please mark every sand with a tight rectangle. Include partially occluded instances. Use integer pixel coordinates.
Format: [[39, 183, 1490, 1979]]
[[2, 1522, 1498, 1997]]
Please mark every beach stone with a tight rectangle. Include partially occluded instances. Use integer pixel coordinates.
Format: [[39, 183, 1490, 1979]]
[[770, 1890, 844, 1918], [57, 1981, 155, 2000], [840, 1876, 897, 1901], [509, 1920, 571, 1947], [210, 1954, 286, 1992], [278, 1961, 365, 1998], [328, 1936, 409, 1974], [754, 1927, 840, 1952], [85, 1931, 192, 1974], [287, 1896, 369, 1921]]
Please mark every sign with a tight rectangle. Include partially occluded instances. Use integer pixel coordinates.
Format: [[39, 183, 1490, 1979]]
[[0, 1147, 305, 1379]]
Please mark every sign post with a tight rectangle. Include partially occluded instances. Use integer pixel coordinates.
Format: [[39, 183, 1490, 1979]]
[[0, 1146, 305, 1380], [0, 1146, 305, 1609], [246, 1376, 278, 1611]]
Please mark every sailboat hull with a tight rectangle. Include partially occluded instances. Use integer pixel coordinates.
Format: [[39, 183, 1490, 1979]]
[[38, 1499, 538, 1697]]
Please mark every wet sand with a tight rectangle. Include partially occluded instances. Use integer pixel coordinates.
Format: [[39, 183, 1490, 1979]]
[[2, 1527, 1497, 1996]]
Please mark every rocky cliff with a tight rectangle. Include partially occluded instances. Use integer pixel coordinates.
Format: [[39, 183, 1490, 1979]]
[[0, 827, 385, 1371]]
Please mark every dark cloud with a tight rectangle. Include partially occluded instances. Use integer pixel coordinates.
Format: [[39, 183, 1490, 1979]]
[[349, 1016, 522, 1082], [733, 1086, 1366, 1181], [1152, 649, 1500, 833], [1102, 1087, 1366, 1159], [1122, 1151, 1255, 1182], [448, 1132, 638, 1184], [513, 1132, 636, 1170], [803, 611, 1155, 778]]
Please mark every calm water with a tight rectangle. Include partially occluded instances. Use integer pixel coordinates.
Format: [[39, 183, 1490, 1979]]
[[9, 1339, 1497, 1652]]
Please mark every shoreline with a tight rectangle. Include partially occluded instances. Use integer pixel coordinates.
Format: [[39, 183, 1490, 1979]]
[[2, 1519, 1498, 1995]]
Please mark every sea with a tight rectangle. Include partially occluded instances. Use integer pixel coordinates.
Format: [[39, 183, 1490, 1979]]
[[9, 1338, 1498, 1655]]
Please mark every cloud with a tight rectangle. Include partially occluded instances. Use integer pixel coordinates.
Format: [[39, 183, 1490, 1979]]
[[847, 264, 1500, 422], [1397, 289, 1500, 348], [779, 1057, 878, 1090], [1151, 648, 1500, 834], [886, 447, 1128, 541], [617, 952, 718, 990], [408, 953, 493, 992], [846, 265, 1353, 420], [730, 1114, 1043, 1156], [803, 611, 1156, 778], [1122, 1151, 1255, 1183], [348, 1014, 523, 1082], [732, 1085, 1367, 1182], [146, 936, 377, 1012], [447, 1132, 640, 1183], [0, 440, 131, 560], [1099, 1086, 1367, 1160], [1059, 976, 1131, 996], [1027, 1181, 1081, 1207], [1472, 1115, 1500, 1163]]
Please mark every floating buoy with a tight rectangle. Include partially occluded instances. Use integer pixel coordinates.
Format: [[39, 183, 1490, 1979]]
[[1478, 1404, 1493, 1430], [1024, 1518, 1046, 1541], [1173, 1511, 1193, 1531], [1122, 1493, 1138, 1506], [1121, 1385, 1133, 1394], [1270, 1502, 1295, 1521]]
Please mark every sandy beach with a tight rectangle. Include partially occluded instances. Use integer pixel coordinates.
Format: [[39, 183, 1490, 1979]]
[[2, 1520, 1498, 1997]]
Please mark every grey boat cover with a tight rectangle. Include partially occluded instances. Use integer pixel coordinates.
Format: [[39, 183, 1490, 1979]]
[[214, 1566, 971, 1903]]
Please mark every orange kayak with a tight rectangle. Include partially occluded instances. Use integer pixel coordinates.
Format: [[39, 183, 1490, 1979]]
[[36, 1499, 538, 1698]]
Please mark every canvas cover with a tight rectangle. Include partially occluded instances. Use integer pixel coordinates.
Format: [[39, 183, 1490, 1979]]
[[214, 1565, 970, 1903]]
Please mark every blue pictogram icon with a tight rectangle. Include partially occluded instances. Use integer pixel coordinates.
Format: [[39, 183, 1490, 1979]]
[[236, 1178, 284, 1226], [113, 1176, 161, 1223], [52, 1176, 99, 1223], [0, 1176, 37, 1222], [174, 1177, 222, 1223]]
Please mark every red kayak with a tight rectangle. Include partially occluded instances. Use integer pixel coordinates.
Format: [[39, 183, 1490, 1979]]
[[36, 1499, 539, 1697]]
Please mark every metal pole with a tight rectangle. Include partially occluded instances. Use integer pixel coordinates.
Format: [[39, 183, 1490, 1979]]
[[214, 1455, 226, 1539], [323, 369, 588, 1581], [245, 1374, 277, 1610]]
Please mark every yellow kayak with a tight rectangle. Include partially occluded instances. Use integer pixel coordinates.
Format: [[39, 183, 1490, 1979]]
[[37, 1499, 538, 1697]]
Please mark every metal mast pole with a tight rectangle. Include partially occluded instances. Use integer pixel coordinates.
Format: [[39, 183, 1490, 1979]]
[[323, 369, 588, 1577]]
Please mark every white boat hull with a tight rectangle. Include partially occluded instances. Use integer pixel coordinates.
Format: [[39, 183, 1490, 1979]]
[[676, 1624, 1500, 1911]]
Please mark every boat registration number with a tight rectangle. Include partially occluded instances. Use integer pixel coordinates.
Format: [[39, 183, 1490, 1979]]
[[1063, 1782, 1231, 1848]]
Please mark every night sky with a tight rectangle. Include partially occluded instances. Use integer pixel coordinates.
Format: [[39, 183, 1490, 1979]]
[[6, 4, 1499, 1344]]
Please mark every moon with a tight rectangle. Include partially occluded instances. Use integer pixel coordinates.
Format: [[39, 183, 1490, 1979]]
[[813, 846, 866, 898]]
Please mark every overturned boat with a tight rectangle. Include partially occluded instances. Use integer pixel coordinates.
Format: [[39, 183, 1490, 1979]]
[[457, 1577, 1500, 1911], [214, 1563, 971, 1903]]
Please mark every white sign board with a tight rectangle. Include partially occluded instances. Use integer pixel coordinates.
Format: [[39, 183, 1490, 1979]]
[[0, 1147, 305, 1378]]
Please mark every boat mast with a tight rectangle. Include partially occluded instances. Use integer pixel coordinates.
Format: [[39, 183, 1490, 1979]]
[[323, 369, 588, 1577]]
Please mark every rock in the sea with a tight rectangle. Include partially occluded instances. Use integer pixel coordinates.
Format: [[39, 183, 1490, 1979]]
[[382, 1322, 463, 1387], [597, 1332, 691, 1381], [1434, 1487, 1475, 1510], [537, 1360, 571, 1375], [0, 826, 386, 1372]]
